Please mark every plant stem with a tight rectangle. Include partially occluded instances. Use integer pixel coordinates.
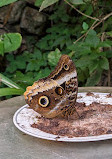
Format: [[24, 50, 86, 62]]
[[92, 12, 112, 29], [73, 20, 97, 44], [73, 12, 112, 44], [64, 0, 99, 21]]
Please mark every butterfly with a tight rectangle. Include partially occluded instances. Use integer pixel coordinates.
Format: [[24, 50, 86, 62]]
[[24, 55, 78, 118]]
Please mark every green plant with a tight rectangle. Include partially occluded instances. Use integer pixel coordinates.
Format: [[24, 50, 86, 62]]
[[68, 29, 112, 86], [4, 48, 62, 89], [3, 4, 77, 92], [0, 33, 22, 97], [0, 73, 24, 97], [0, 33, 22, 56], [35, 0, 90, 11], [4, 1, 112, 82], [1, 0, 112, 99], [0, 0, 18, 7]]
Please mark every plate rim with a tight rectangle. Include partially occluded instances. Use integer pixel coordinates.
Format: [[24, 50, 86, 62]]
[[13, 92, 112, 142]]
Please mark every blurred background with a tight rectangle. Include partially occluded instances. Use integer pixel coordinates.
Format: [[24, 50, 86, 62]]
[[0, 0, 112, 100]]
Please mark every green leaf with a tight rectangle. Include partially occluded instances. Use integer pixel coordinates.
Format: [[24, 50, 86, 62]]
[[26, 60, 40, 72], [75, 56, 92, 68], [5, 54, 27, 73], [22, 51, 32, 62], [14, 71, 34, 87], [86, 69, 102, 86], [0, 39, 4, 56], [82, 22, 89, 31], [88, 61, 98, 74], [77, 68, 86, 82], [6, 54, 14, 61], [106, 51, 112, 58], [68, 42, 91, 56], [48, 48, 62, 66], [98, 41, 112, 48], [0, 73, 24, 90], [106, 31, 112, 37], [33, 48, 42, 60], [15, 56, 26, 69], [85, 30, 100, 48], [35, 0, 44, 6], [70, 0, 84, 4], [99, 57, 109, 70], [6, 62, 17, 73], [39, 0, 59, 11], [35, 67, 51, 80], [0, 0, 18, 7], [0, 88, 24, 97], [52, 36, 66, 47], [4, 33, 22, 53]]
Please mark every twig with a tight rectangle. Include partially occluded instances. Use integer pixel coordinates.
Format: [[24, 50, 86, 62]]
[[73, 12, 112, 44], [73, 20, 98, 44], [64, 0, 99, 21], [82, 20, 98, 40], [73, 34, 85, 44], [64, 0, 112, 44], [91, 12, 112, 29]]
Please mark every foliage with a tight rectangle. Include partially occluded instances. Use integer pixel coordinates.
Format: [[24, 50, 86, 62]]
[[0, 0, 89, 9], [0, 33, 22, 97], [0, 0, 112, 98], [70, 0, 85, 5], [39, 0, 59, 11], [0, 33, 22, 56], [35, 0, 44, 7], [0, 73, 23, 89], [35, 0, 89, 10], [0, 88, 24, 97], [0, 73, 24, 97], [68, 29, 112, 86], [4, 47, 62, 90], [48, 48, 61, 66], [0, 0, 18, 7]]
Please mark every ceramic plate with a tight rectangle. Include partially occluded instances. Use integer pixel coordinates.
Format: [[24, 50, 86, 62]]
[[13, 92, 112, 142]]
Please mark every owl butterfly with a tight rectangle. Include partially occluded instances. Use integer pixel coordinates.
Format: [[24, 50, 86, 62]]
[[24, 55, 78, 118]]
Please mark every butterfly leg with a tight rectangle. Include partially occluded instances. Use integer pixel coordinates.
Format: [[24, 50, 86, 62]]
[[61, 105, 81, 119]]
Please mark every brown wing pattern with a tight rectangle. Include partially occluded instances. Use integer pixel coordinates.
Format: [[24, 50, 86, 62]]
[[24, 55, 78, 118]]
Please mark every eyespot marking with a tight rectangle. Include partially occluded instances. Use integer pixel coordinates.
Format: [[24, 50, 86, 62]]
[[55, 87, 64, 96], [38, 96, 49, 107], [64, 64, 69, 70]]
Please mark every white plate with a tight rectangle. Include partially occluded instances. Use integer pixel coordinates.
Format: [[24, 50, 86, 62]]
[[13, 92, 112, 142]]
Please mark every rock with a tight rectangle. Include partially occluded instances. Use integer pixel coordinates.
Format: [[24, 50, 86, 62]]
[[20, 7, 47, 35], [0, 24, 7, 35], [0, 6, 8, 23], [0, 1, 26, 24], [25, 0, 35, 5], [8, 1, 26, 24]]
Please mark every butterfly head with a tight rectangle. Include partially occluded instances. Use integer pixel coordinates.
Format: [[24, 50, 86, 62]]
[[48, 55, 77, 82]]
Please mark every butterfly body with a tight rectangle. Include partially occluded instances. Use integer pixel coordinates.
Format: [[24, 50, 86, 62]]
[[24, 55, 78, 118]]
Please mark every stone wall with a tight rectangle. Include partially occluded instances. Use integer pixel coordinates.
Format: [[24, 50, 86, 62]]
[[0, 0, 48, 35]]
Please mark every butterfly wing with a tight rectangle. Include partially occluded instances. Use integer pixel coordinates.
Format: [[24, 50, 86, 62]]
[[24, 55, 78, 118]]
